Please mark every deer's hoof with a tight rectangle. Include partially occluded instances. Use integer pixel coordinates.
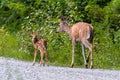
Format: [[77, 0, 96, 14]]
[[40, 63, 42, 66], [70, 64, 74, 68], [43, 63, 45, 66], [32, 63, 35, 66], [85, 64, 88, 68], [90, 65, 93, 69], [86, 58, 89, 63], [39, 63, 45, 67], [46, 64, 49, 67]]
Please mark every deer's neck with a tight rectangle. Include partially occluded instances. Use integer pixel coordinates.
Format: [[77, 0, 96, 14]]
[[64, 25, 72, 37], [32, 37, 38, 44]]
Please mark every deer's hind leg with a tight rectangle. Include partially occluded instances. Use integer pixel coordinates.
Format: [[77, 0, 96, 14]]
[[81, 43, 88, 68], [82, 39, 93, 69]]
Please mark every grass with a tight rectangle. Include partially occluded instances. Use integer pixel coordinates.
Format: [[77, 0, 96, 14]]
[[0, 31, 33, 62], [0, 31, 120, 70]]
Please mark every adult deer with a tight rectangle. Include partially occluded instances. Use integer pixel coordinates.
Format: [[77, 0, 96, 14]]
[[56, 17, 94, 68], [30, 32, 48, 66]]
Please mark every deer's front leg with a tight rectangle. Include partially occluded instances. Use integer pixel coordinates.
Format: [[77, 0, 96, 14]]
[[70, 39, 75, 68], [32, 49, 38, 66]]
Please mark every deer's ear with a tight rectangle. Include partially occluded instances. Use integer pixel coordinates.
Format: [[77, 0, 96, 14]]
[[60, 16, 64, 21]]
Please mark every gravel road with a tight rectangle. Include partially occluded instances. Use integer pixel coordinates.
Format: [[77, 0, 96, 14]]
[[0, 57, 119, 80]]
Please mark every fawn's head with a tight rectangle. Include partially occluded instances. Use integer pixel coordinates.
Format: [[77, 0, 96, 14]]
[[56, 16, 69, 33], [29, 32, 40, 43], [29, 32, 37, 39]]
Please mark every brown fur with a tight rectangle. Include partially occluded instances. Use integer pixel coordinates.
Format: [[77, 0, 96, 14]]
[[30, 32, 48, 66], [56, 17, 94, 68]]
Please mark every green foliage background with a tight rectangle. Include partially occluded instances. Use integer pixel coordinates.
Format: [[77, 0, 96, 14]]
[[0, 0, 120, 69]]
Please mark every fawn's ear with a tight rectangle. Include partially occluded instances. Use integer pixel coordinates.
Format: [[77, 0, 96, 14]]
[[66, 17, 69, 21], [65, 17, 69, 22], [29, 31, 33, 35], [37, 32, 40, 36], [60, 16, 64, 21]]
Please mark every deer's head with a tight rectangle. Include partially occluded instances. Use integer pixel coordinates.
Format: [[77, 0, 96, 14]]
[[56, 16, 69, 33]]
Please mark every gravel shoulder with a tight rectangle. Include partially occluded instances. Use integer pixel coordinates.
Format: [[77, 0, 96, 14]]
[[0, 57, 119, 80]]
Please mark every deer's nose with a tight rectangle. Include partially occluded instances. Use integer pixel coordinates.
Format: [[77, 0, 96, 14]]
[[56, 31, 58, 33], [56, 29, 59, 33]]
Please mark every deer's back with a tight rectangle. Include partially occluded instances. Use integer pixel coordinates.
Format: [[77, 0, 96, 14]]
[[34, 39, 47, 50], [71, 22, 93, 41], [39, 39, 47, 48]]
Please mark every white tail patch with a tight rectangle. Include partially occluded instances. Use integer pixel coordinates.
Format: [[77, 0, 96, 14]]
[[86, 27, 90, 39]]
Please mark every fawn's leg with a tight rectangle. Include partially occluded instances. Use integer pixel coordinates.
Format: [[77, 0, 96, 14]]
[[45, 52, 48, 66], [32, 49, 38, 66], [40, 51, 44, 66]]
